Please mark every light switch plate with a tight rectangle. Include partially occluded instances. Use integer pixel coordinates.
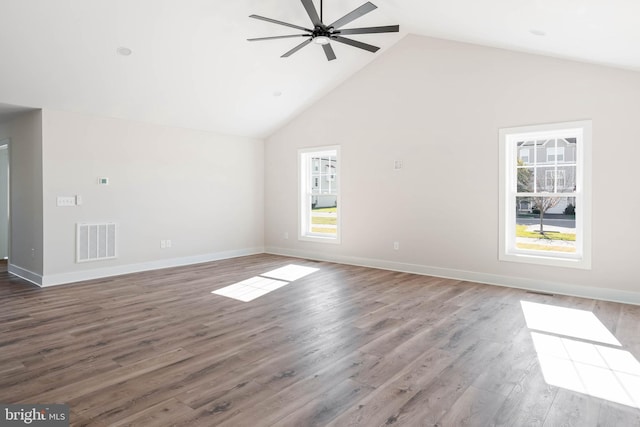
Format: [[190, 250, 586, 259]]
[[57, 196, 76, 207]]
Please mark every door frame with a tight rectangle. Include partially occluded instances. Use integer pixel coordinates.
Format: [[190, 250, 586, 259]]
[[0, 138, 10, 263]]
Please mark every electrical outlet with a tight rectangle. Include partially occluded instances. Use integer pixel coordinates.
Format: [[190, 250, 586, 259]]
[[166, 239, 172, 248], [393, 241, 400, 250], [283, 232, 289, 240], [160, 240, 166, 249]]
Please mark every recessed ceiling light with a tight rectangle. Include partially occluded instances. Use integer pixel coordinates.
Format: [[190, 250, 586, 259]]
[[117, 46, 133, 56], [273, 91, 282, 97], [529, 29, 546, 37]]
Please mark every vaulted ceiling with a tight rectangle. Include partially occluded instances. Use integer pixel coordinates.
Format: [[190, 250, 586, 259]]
[[1, 0, 638, 138]]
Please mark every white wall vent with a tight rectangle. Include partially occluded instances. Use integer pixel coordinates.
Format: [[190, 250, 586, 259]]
[[76, 223, 116, 263]]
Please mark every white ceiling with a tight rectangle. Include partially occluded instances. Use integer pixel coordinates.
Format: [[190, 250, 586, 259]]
[[0, 0, 638, 139]]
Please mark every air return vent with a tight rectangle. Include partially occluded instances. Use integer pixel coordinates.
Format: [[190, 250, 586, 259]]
[[76, 223, 116, 263]]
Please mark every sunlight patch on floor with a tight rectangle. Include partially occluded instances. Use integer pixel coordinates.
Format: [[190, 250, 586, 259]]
[[212, 264, 319, 302], [521, 300, 620, 346], [212, 276, 289, 302], [522, 301, 640, 409], [260, 264, 319, 282]]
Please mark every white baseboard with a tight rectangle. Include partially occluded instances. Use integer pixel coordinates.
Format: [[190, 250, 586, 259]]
[[40, 247, 265, 287], [266, 246, 640, 306], [8, 264, 43, 287], [12, 245, 640, 306]]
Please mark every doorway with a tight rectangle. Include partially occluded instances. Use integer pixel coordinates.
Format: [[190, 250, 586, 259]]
[[0, 139, 9, 270]]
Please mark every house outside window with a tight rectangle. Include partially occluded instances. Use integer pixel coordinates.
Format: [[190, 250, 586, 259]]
[[547, 146, 565, 162], [499, 121, 591, 269], [545, 170, 566, 192], [299, 146, 340, 243]]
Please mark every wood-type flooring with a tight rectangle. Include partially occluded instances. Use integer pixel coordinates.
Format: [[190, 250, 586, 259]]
[[1, 254, 639, 426]]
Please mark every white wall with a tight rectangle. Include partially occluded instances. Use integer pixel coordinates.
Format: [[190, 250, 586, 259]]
[[41, 109, 264, 285], [265, 35, 640, 304]]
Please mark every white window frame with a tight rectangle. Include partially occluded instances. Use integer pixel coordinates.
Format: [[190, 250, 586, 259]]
[[499, 120, 592, 269], [299, 146, 341, 244]]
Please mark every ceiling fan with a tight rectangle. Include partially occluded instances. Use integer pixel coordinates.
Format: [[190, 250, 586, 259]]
[[247, 0, 399, 61]]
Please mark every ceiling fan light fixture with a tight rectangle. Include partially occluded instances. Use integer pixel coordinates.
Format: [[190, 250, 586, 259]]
[[314, 35, 331, 45]]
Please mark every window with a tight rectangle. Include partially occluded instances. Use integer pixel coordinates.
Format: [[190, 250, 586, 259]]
[[499, 121, 591, 269], [299, 146, 340, 243]]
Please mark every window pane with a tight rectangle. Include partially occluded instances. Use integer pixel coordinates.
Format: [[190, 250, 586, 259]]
[[310, 195, 337, 236], [515, 196, 576, 253], [518, 149, 531, 165], [517, 140, 537, 165], [311, 155, 337, 195], [563, 138, 577, 163], [557, 165, 576, 193], [536, 166, 556, 192], [546, 145, 565, 163], [517, 167, 535, 192]]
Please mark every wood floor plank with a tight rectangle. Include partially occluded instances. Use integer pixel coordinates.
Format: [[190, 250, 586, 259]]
[[68, 352, 247, 422], [194, 353, 379, 426], [273, 379, 375, 427], [379, 340, 504, 426], [1, 254, 638, 426], [437, 385, 506, 427], [471, 326, 539, 397], [616, 304, 640, 354], [28, 348, 193, 405], [490, 358, 557, 427], [597, 400, 640, 426], [109, 398, 197, 427], [325, 351, 456, 425], [542, 389, 603, 427]]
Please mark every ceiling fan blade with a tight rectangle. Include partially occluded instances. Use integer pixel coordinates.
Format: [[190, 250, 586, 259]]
[[282, 38, 313, 57], [329, 2, 377, 29], [338, 25, 399, 35], [300, 0, 322, 26], [332, 36, 379, 53], [249, 14, 312, 33], [247, 34, 310, 41], [323, 43, 337, 61]]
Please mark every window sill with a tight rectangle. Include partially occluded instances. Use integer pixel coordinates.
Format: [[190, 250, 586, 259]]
[[499, 252, 591, 270], [299, 235, 341, 245]]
